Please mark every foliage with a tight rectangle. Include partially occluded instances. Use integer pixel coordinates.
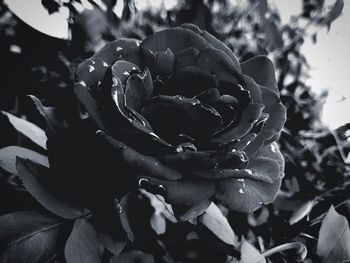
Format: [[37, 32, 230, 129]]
[[0, 0, 349, 262]]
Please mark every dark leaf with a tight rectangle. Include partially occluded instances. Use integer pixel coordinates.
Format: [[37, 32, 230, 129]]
[[198, 203, 238, 247], [110, 250, 154, 263], [0, 210, 67, 262], [0, 146, 49, 175], [1, 111, 47, 150], [65, 218, 102, 263], [28, 95, 66, 133], [239, 239, 266, 263], [316, 206, 350, 262], [318, 0, 344, 31], [16, 158, 89, 219]]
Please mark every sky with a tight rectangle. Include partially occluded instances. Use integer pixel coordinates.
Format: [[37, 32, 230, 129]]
[[4, 0, 349, 129], [275, 0, 350, 129]]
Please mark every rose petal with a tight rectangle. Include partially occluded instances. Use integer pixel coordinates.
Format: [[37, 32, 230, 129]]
[[141, 47, 175, 77], [158, 150, 247, 171], [92, 38, 142, 66], [137, 176, 215, 207], [215, 154, 283, 213], [98, 131, 182, 180], [74, 82, 111, 133], [142, 95, 222, 142], [111, 78, 154, 134], [244, 87, 286, 154], [211, 103, 264, 144], [241, 75, 262, 103], [172, 199, 212, 222], [194, 88, 221, 104], [76, 58, 109, 94], [125, 68, 153, 112], [111, 60, 140, 86], [141, 27, 210, 55], [175, 47, 200, 70], [197, 48, 242, 83], [240, 55, 278, 93], [166, 66, 218, 97], [179, 23, 241, 72]]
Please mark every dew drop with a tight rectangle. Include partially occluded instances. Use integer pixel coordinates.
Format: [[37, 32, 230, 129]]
[[113, 199, 123, 214], [112, 77, 119, 87], [158, 184, 167, 195], [88, 65, 95, 73], [271, 144, 277, 153], [138, 178, 149, 187], [243, 169, 253, 175]]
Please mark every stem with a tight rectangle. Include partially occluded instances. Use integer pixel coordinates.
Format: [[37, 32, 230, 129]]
[[262, 242, 307, 261]]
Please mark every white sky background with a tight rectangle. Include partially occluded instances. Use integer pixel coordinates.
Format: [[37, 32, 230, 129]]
[[4, 0, 350, 128], [274, 0, 350, 129]]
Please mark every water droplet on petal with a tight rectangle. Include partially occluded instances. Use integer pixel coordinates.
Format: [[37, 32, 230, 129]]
[[112, 77, 119, 86], [243, 169, 253, 175], [138, 178, 149, 188], [113, 198, 123, 214], [158, 184, 167, 195]]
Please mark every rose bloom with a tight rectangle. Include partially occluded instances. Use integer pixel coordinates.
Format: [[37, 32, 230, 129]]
[[48, 24, 286, 220]]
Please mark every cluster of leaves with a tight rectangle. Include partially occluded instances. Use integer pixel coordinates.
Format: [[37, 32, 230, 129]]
[[0, 0, 349, 262]]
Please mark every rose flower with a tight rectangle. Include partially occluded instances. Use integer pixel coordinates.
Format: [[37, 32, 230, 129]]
[[48, 24, 286, 220]]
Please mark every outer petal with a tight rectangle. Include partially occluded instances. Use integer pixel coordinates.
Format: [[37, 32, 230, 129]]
[[245, 87, 286, 154], [179, 23, 241, 72], [240, 55, 278, 93], [141, 27, 211, 55], [92, 38, 142, 66], [211, 103, 264, 144], [141, 95, 222, 142], [137, 176, 215, 207], [172, 199, 212, 222], [214, 144, 284, 213]]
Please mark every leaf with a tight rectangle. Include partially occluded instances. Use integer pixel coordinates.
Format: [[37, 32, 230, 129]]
[[110, 251, 154, 263], [239, 239, 266, 263], [289, 199, 315, 225], [0, 146, 49, 175], [4, 0, 70, 39], [16, 157, 89, 219], [198, 203, 238, 247], [263, 18, 284, 50], [0, 210, 67, 262], [28, 95, 66, 133], [98, 232, 126, 256], [316, 205, 350, 262], [119, 195, 135, 242], [65, 218, 102, 263], [318, 0, 344, 31], [1, 111, 47, 150], [258, 0, 268, 17]]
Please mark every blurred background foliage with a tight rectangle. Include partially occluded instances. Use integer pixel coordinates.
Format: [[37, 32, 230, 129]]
[[1, 0, 350, 262]]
